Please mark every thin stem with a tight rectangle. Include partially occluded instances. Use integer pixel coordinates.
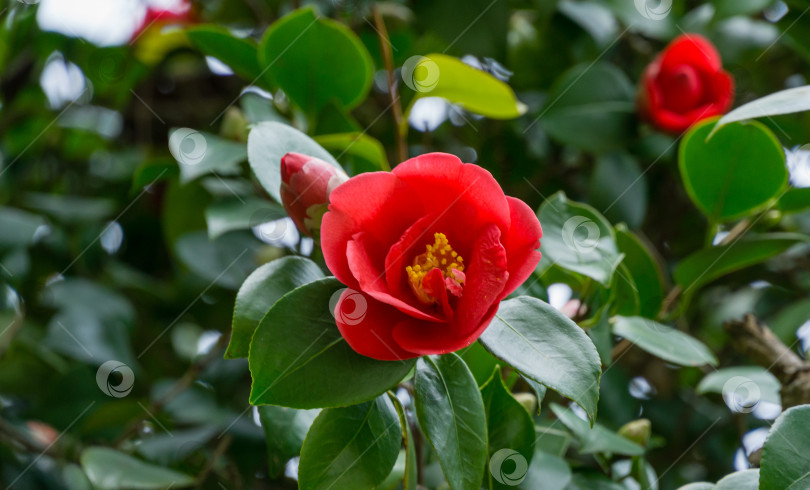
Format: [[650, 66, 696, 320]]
[[372, 5, 407, 163]]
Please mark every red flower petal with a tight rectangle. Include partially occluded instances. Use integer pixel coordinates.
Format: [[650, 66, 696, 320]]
[[322, 171, 424, 289], [501, 197, 543, 296], [392, 153, 511, 235], [452, 224, 508, 335], [346, 232, 444, 322], [659, 34, 722, 74], [334, 289, 419, 360]]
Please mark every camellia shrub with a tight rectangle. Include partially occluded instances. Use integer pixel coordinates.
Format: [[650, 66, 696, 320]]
[[2, 0, 810, 489]]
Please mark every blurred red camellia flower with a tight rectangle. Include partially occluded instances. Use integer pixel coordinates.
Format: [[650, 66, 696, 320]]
[[132, 0, 194, 41], [321, 152, 542, 361], [280, 152, 349, 237], [638, 34, 734, 133]]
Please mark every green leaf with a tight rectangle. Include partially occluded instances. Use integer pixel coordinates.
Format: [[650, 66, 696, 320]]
[[135, 426, 218, 465], [414, 353, 488, 490], [205, 197, 286, 240], [259, 406, 319, 478], [589, 153, 647, 229], [676, 483, 714, 490], [259, 8, 373, 115], [228, 256, 324, 359], [679, 119, 787, 222], [406, 53, 526, 119], [389, 392, 418, 490], [540, 62, 636, 153], [479, 296, 602, 425], [80, 447, 195, 489], [713, 85, 810, 132], [0, 206, 46, 249], [314, 132, 390, 173], [778, 187, 810, 214], [760, 405, 810, 490], [517, 449, 571, 490], [611, 316, 718, 367], [673, 233, 809, 292], [459, 341, 503, 387], [713, 469, 759, 490], [696, 366, 781, 406], [611, 263, 640, 317], [565, 471, 627, 490], [168, 128, 247, 184], [246, 121, 341, 204], [550, 404, 644, 456], [481, 366, 535, 489], [536, 191, 624, 287], [615, 225, 664, 318], [248, 277, 414, 408], [187, 25, 261, 80], [298, 395, 401, 490], [174, 231, 260, 290]]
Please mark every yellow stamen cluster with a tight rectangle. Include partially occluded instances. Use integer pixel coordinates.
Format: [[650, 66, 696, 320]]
[[406, 233, 465, 304]]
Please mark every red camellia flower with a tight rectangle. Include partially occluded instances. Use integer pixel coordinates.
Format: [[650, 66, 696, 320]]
[[132, 0, 194, 42], [281, 152, 349, 237], [638, 34, 734, 133], [321, 152, 542, 361]]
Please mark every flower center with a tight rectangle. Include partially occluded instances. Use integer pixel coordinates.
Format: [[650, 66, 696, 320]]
[[405, 232, 466, 305]]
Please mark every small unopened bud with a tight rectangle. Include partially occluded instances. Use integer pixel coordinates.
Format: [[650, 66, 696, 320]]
[[513, 392, 538, 415], [280, 152, 349, 237], [618, 418, 651, 447]]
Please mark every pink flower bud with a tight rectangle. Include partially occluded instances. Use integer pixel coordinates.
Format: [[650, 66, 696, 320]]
[[280, 152, 349, 237]]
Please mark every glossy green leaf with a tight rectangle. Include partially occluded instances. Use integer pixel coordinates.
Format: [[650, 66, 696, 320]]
[[80, 447, 194, 489], [679, 119, 787, 222], [713, 469, 759, 490], [248, 277, 414, 408], [298, 395, 401, 490], [540, 62, 636, 153], [460, 341, 503, 387], [611, 263, 640, 317], [481, 366, 535, 489], [696, 366, 781, 406], [168, 128, 247, 184], [479, 296, 602, 424], [615, 225, 664, 318], [611, 316, 718, 367], [536, 191, 624, 287], [389, 392, 418, 490], [247, 121, 341, 203], [760, 405, 810, 490], [258, 406, 320, 478], [713, 86, 810, 131], [550, 404, 644, 456], [565, 471, 627, 490], [187, 25, 261, 80], [205, 197, 286, 240], [674, 233, 808, 292], [589, 153, 647, 229], [135, 426, 218, 465], [259, 8, 373, 115], [407, 53, 526, 119], [778, 187, 810, 214], [314, 132, 390, 173], [414, 354, 487, 490], [227, 256, 323, 358]]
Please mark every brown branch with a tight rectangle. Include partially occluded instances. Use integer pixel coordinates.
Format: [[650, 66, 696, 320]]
[[372, 5, 406, 164], [724, 314, 810, 409]]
